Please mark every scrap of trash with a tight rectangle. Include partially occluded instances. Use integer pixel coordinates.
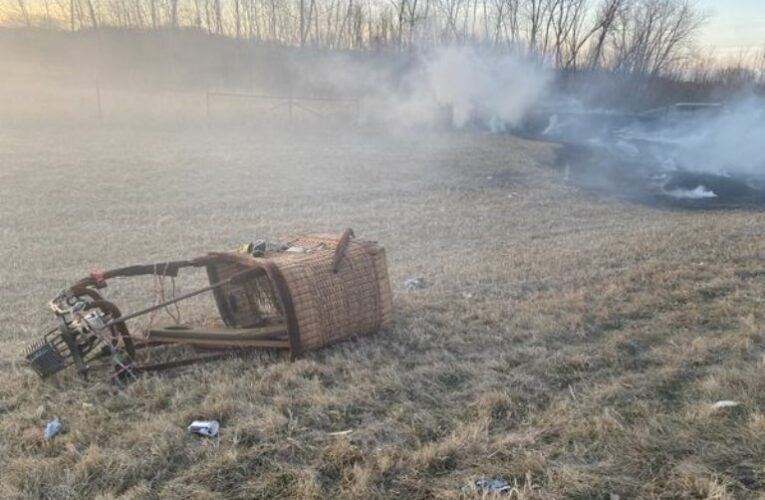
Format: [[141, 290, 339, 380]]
[[44, 417, 62, 440], [712, 400, 741, 410], [462, 477, 513, 495], [188, 420, 220, 437], [404, 277, 430, 290], [23, 229, 393, 385]]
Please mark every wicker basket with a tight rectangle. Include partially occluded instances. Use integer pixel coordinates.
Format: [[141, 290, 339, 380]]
[[205, 230, 393, 357]]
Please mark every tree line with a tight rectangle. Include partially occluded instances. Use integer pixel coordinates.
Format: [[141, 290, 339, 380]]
[[2, 0, 761, 81]]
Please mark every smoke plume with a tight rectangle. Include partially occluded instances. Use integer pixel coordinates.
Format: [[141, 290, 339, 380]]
[[541, 94, 765, 203], [298, 46, 551, 130]]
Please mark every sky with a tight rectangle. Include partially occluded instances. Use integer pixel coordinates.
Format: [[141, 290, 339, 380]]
[[697, 0, 764, 53], [6, 0, 764, 56]]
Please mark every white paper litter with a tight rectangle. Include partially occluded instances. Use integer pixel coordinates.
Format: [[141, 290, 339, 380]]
[[712, 400, 741, 409], [187, 420, 220, 437], [44, 417, 62, 440]]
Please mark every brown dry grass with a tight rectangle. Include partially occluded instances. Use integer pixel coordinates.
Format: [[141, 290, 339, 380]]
[[2, 119, 765, 499]]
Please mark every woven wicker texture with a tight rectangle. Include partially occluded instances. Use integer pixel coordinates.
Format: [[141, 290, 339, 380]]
[[273, 234, 393, 352], [205, 232, 393, 355], [207, 263, 284, 328]]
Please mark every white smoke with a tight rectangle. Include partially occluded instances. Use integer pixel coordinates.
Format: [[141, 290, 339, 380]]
[[297, 46, 551, 130], [421, 46, 550, 129], [679, 98, 765, 176], [612, 98, 765, 177], [664, 185, 718, 199], [297, 46, 764, 198]]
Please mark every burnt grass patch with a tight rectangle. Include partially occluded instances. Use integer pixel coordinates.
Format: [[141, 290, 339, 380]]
[[553, 144, 765, 210]]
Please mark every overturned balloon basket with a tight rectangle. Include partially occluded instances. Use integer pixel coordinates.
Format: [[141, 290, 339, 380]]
[[24, 230, 393, 384]]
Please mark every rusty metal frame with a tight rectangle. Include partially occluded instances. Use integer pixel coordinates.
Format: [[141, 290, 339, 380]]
[[29, 254, 297, 379]]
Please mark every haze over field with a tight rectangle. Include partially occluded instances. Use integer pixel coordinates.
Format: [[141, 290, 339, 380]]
[[2, 1, 765, 498]]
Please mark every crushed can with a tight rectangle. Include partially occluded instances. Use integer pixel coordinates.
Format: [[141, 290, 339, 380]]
[[187, 419, 220, 437]]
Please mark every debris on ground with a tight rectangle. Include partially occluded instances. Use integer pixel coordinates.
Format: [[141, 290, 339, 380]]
[[712, 400, 741, 409], [44, 417, 62, 439], [23, 230, 393, 385], [239, 240, 288, 256], [327, 429, 353, 437], [404, 277, 430, 290], [188, 420, 220, 437], [462, 477, 512, 495]]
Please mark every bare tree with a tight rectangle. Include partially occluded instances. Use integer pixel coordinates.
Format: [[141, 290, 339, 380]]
[[607, 0, 705, 75], [549, 0, 588, 68], [436, 0, 467, 43], [15, 0, 31, 26], [0, 0, 712, 76], [525, 0, 546, 52], [491, 0, 520, 45], [168, 0, 180, 28], [585, 0, 627, 69]]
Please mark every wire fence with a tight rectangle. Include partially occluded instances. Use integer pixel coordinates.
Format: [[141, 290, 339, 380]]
[[205, 88, 361, 125], [1, 79, 362, 127]]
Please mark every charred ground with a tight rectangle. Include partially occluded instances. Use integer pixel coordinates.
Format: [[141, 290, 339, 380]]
[[552, 143, 765, 209]]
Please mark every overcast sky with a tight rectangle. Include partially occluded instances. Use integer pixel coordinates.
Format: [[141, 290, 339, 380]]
[[697, 0, 763, 52]]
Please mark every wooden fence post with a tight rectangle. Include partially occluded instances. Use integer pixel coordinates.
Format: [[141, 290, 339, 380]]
[[288, 86, 294, 125], [95, 79, 103, 124], [206, 86, 211, 119]]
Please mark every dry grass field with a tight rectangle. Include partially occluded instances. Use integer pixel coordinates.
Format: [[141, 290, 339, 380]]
[[2, 118, 765, 499]]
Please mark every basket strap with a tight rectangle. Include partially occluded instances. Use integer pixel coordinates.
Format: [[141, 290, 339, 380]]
[[74, 256, 214, 288], [332, 228, 355, 273], [257, 260, 302, 359]]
